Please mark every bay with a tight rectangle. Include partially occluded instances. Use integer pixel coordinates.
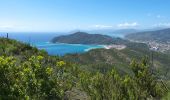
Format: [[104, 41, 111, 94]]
[[0, 32, 104, 56], [33, 42, 104, 56]]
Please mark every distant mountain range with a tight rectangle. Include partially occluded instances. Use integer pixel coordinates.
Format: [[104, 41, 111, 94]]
[[88, 29, 138, 35], [125, 28, 170, 43], [67, 28, 166, 38], [51, 32, 128, 45]]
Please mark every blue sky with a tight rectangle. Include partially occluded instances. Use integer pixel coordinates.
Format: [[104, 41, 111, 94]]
[[0, 0, 170, 32]]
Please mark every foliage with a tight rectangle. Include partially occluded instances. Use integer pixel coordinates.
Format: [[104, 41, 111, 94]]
[[0, 38, 79, 99], [0, 56, 69, 99], [79, 58, 166, 100], [0, 38, 169, 99], [64, 42, 170, 79]]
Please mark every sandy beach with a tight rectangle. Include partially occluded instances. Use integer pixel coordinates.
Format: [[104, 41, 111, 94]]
[[104, 44, 126, 50]]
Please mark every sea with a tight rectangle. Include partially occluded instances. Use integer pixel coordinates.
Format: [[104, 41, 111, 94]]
[[0, 32, 105, 56]]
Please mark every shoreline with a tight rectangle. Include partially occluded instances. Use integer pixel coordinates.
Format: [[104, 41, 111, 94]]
[[51, 42, 127, 50], [104, 44, 126, 50]]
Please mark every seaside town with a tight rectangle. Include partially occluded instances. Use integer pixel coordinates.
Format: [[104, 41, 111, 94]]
[[148, 41, 170, 52], [131, 40, 170, 53]]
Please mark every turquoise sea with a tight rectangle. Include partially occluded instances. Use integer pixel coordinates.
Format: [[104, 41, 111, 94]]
[[33, 42, 104, 56], [0, 32, 104, 56], [0, 32, 127, 56]]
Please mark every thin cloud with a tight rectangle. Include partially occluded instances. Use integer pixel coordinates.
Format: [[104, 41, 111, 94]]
[[117, 22, 139, 28], [153, 23, 170, 27], [0, 25, 14, 31], [0, 25, 13, 28], [91, 25, 113, 29]]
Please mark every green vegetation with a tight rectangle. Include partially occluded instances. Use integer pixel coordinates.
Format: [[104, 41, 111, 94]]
[[64, 42, 170, 78], [51, 32, 128, 45], [0, 38, 80, 99], [0, 38, 169, 99], [79, 58, 166, 99]]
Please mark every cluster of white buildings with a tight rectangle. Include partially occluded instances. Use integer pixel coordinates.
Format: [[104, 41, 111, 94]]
[[148, 41, 170, 52]]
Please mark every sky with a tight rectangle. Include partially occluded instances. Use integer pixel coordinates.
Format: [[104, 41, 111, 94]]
[[0, 0, 170, 32]]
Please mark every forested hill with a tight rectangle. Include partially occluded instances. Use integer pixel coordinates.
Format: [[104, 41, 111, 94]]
[[125, 28, 170, 43], [64, 42, 170, 77], [51, 32, 128, 45], [0, 38, 170, 99]]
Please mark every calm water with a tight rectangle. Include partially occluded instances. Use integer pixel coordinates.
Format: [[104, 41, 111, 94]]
[[33, 42, 104, 56], [0, 32, 104, 56]]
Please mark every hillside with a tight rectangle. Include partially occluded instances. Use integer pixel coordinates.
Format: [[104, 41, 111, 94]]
[[51, 32, 128, 45], [64, 42, 170, 77], [0, 38, 85, 99], [125, 28, 170, 43], [0, 38, 169, 99]]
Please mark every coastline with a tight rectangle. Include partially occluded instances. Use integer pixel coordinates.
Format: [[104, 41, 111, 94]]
[[104, 44, 126, 50], [34, 42, 126, 56]]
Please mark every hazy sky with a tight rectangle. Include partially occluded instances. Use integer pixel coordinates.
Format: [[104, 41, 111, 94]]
[[0, 0, 170, 32]]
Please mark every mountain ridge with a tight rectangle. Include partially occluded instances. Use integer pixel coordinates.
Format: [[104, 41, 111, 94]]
[[125, 28, 170, 43], [64, 42, 170, 77], [51, 32, 128, 45]]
